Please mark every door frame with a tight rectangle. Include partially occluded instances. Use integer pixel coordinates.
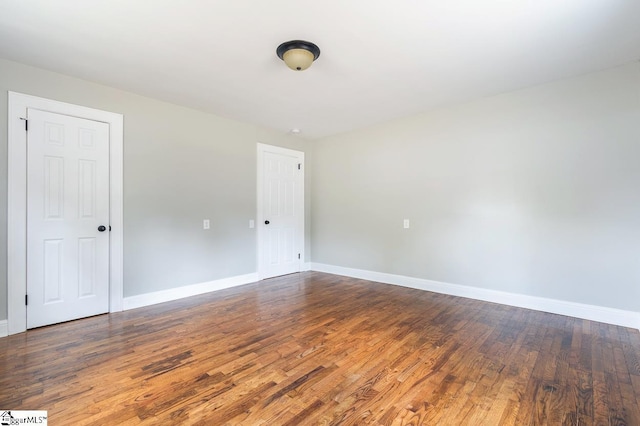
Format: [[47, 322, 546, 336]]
[[256, 143, 304, 280], [7, 91, 124, 335]]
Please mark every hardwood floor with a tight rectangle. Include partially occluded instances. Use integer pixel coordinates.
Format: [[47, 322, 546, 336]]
[[1, 272, 639, 425]]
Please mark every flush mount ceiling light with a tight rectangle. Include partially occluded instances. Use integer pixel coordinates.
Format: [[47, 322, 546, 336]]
[[276, 40, 321, 71]]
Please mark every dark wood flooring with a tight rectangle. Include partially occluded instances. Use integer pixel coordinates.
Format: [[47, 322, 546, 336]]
[[1, 272, 639, 425]]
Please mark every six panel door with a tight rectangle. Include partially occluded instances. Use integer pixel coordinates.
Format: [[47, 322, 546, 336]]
[[26, 108, 110, 328], [260, 149, 303, 279]]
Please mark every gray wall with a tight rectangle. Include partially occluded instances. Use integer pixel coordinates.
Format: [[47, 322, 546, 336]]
[[3, 57, 639, 322], [0, 58, 313, 320], [312, 62, 640, 312]]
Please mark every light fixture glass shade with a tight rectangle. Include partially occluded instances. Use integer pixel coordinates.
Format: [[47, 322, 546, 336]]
[[277, 40, 320, 71], [282, 48, 315, 71]]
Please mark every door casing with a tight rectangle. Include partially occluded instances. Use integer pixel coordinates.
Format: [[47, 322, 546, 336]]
[[7, 91, 124, 335]]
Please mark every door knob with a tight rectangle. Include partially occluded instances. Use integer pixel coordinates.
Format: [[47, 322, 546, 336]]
[[264, 220, 270, 225], [98, 225, 107, 232]]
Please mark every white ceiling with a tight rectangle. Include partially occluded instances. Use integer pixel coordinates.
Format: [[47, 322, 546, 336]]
[[1, 1, 639, 139]]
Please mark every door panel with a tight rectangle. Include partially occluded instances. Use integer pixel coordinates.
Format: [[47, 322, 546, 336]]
[[27, 108, 110, 328], [78, 237, 97, 297], [44, 156, 64, 219], [43, 239, 63, 303]]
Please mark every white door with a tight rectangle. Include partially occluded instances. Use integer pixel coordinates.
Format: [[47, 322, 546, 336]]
[[257, 144, 304, 279], [26, 108, 110, 328]]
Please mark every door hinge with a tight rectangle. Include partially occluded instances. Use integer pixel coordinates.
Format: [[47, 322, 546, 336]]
[[298, 253, 301, 259], [25, 294, 28, 306], [298, 163, 301, 170], [20, 117, 28, 131]]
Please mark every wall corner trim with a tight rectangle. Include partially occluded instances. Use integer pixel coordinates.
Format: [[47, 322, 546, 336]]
[[123, 273, 259, 311], [0, 320, 8, 338], [310, 263, 640, 331]]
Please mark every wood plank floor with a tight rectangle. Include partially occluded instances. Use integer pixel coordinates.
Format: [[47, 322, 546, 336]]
[[1, 272, 639, 425]]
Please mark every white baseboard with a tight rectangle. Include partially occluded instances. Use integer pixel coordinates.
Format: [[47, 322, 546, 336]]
[[302, 262, 311, 272], [123, 273, 259, 311], [0, 320, 7, 337], [310, 263, 640, 330]]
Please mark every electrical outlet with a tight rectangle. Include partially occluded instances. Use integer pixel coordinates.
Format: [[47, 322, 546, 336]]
[[403, 219, 410, 229], [249, 219, 255, 229], [203, 219, 210, 229]]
